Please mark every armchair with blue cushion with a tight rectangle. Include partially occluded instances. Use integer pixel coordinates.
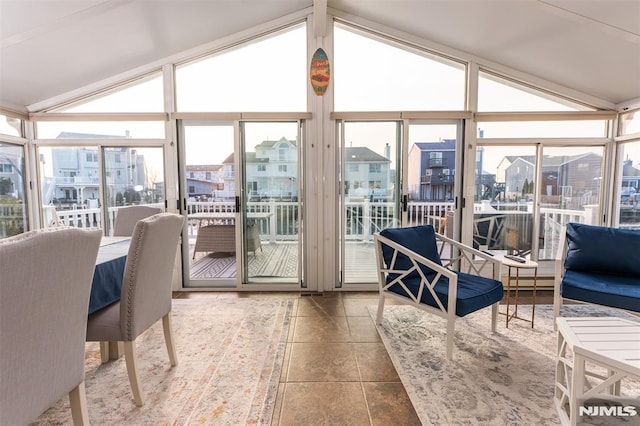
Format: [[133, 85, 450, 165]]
[[374, 225, 504, 360], [553, 222, 640, 324]]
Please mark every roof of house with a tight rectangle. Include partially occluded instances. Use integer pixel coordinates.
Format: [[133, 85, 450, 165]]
[[56, 131, 124, 139], [254, 137, 297, 149], [186, 164, 223, 172], [412, 140, 456, 151], [344, 147, 389, 163]]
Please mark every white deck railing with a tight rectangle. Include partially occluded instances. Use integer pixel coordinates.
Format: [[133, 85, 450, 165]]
[[5, 200, 608, 260], [47, 203, 165, 235]]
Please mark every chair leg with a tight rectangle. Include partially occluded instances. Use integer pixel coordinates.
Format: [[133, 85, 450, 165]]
[[99, 341, 109, 363], [446, 317, 455, 360], [69, 381, 89, 425], [162, 313, 178, 367], [491, 303, 498, 332], [123, 341, 144, 406], [553, 294, 561, 331], [375, 293, 386, 325]]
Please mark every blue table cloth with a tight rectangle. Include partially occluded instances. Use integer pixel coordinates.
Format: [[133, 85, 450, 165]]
[[89, 239, 129, 314]]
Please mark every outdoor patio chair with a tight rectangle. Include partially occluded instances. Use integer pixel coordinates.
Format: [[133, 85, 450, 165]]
[[0, 227, 102, 425], [192, 222, 261, 259], [86, 213, 184, 406], [374, 225, 504, 360]]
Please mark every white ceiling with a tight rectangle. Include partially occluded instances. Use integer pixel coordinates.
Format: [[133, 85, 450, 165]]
[[1, 0, 639, 112]]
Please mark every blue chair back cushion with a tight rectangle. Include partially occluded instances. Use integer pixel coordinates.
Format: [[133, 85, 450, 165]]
[[380, 225, 442, 270], [564, 223, 640, 277], [387, 272, 504, 317], [561, 270, 640, 312]]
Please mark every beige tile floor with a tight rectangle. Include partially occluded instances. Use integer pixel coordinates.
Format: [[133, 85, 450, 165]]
[[174, 291, 420, 424], [175, 290, 555, 425], [273, 292, 421, 425]]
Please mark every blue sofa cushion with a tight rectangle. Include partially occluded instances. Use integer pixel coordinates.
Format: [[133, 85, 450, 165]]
[[380, 226, 442, 281], [561, 270, 640, 312], [564, 223, 640, 277], [387, 271, 504, 317]]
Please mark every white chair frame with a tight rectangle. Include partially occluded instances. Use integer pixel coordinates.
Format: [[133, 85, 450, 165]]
[[374, 231, 502, 360]]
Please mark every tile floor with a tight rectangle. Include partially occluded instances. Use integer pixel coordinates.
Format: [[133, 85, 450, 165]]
[[175, 291, 419, 425], [273, 292, 420, 425], [175, 290, 554, 425]]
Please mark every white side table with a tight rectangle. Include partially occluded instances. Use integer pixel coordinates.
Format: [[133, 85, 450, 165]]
[[554, 317, 640, 426], [497, 255, 538, 328]]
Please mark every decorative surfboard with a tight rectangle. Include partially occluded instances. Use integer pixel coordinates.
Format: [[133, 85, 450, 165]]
[[310, 48, 330, 96]]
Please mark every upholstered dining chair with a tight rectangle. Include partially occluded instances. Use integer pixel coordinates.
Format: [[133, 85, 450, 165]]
[[86, 213, 185, 406], [112, 205, 163, 236], [374, 225, 504, 360], [0, 227, 102, 425]]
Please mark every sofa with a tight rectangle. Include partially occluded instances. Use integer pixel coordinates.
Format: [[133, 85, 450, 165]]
[[553, 222, 640, 322]]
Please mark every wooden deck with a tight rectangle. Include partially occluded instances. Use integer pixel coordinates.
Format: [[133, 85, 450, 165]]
[[187, 237, 556, 287]]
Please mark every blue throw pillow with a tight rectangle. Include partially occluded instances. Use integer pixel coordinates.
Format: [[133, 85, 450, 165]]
[[564, 222, 640, 277], [379, 226, 442, 280]]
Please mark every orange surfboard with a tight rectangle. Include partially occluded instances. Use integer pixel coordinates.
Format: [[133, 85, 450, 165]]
[[310, 48, 330, 96]]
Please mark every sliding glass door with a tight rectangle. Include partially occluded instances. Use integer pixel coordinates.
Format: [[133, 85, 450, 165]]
[[338, 121, 402, 285], [241, 122, 302, 284], [473, 141, 606, 279], [538, 146, 604, 260], [617, 141, 640, 230], [179, 120, 303, 288], [180, 121, 237, 287], [337, 120, 464, 287], [473, 144, 537, 256], [406, 122, 461, 237]]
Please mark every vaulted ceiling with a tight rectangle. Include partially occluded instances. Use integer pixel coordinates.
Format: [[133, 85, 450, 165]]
[[1, 0, 639, 112]]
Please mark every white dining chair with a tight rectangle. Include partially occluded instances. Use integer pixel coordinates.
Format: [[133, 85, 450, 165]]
[[0, 227, 102, 425], [86, 213, 184, 406], [112, 205, 163, 236]]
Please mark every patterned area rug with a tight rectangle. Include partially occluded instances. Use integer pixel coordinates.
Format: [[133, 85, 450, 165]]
[[190, 243, 298, 279], [36, 298, 293, 425], [370, 303, 640, 426]]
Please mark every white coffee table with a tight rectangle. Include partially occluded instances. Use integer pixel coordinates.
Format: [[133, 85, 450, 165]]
[[554, 317, 640, 426]]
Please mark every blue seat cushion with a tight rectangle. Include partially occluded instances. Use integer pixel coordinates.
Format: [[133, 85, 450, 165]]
[[387, 271, 504, 317], [565, 223, 640, 277], [561, 270, 640, 313]]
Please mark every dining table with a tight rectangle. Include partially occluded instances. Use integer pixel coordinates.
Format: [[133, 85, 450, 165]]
[[91, 236, 130, 314], [92, 236, 130, 362]]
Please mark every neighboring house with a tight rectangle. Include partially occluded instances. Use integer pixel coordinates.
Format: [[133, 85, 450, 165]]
[[621, 158, 640, 198], [186, 164, 223, 199], [0, 153, 23, 198], [541, 152, 602, 199], [221, 153, 236, 199], [407, 140, 455, 201], [48, 132, 148, 207], [222, 137, 299, 200], [220, 139, 392, 201], [503, 156, 536, 200], [251, 137, 298, 200], [496, 153, 601, 202], [344, 146, 392, 201]]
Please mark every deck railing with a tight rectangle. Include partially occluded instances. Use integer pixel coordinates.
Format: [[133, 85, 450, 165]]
[[12, 200, 610, 260], [44, 203, 165, 235]]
